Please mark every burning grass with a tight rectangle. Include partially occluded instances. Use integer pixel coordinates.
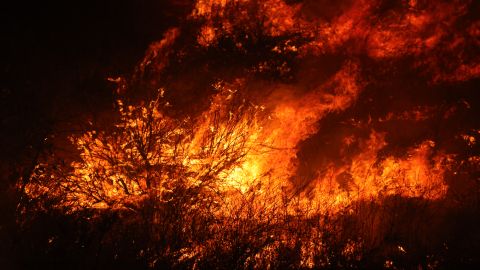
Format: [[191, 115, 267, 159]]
[[20, 83, 475, 269], [14, 0, 480, 269]]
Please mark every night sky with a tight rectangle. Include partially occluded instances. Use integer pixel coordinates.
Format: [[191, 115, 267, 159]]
[[1, 1, 191, 163]]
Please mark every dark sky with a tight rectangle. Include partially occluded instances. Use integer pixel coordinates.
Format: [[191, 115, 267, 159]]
[[0, 1, 193, 165]]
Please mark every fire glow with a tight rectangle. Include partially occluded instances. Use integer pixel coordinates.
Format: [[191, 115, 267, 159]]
[[18, 0, 480, 269]]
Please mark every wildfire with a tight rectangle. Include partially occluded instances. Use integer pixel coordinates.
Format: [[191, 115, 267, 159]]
[[25, 78, 451, 214], [24, 0, 468, 214], [19, 0, 480, 268]]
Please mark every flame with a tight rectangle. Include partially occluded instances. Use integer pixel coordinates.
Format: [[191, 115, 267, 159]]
[[25, 74, 451, 213], [191, 0, 479, 83], [302, 133, 450, 213], [20, 1, 480, 267], [23, 0, 477, 215]]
